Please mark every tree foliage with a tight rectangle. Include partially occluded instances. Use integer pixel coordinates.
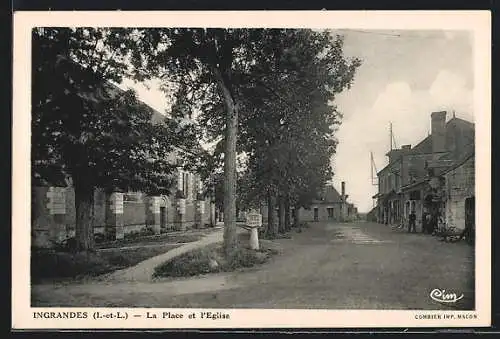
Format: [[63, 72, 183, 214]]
[[127, 28, 360, 240], [32, 28, 198, 250], [221, 29, 360, 234]]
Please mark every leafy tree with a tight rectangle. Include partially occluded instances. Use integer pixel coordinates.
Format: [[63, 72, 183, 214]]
[[234, 30, 360, 236], [32, 28, 198, 250], [128, 28, 272, 256], [128, 28, 360, 249]]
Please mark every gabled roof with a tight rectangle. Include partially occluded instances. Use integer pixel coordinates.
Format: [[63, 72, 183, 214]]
[[447, 116, 474, 130], [409, 116, 474, 155], [323, 185, 343, 203], [313, 185, 343, 204], [410, 135, 432, 154], [441, 151, 475, 175]]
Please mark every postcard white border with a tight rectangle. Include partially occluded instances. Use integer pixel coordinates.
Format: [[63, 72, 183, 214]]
[[12, 10, 491, 329]]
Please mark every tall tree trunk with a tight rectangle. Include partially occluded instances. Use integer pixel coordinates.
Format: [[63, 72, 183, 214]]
[[294, 205, 301, 232], [284, 195, 291, 231], [74, 179, 95, 252], [209, 193, 215, 227], [278, 195, 285, 234], [214, 68, 238, 257], [267, 190, 277, 239]]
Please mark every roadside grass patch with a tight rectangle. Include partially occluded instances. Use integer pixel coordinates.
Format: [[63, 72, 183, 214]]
[[95, 233, 203, 249], [153, 234, 279, 278], [31, 244, 182, 284]]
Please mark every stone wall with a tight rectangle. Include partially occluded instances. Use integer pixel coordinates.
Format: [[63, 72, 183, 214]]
[[444, 155, 475, 230], [123, 200, 147, 227]]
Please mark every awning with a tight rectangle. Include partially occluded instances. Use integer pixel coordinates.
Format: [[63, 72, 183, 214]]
[[401, 179, 426, 192], [373, 190, 398, 202]]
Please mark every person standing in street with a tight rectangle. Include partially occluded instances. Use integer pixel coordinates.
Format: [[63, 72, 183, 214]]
[[408, 210, 417, 233]]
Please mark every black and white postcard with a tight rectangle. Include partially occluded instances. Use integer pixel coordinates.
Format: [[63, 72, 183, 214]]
[[12, 10, 491, 329]]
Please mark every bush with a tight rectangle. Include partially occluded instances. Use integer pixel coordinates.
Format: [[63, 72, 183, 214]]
[[51, 237, 77, 252], [31, 244, 183, 283], [141, 226, 156, 236], [31, 250, 112, 282], [225, 247, 266, 269], [153, 245, 222, 278], [94, 233, 107, 244], [123, 226, 156, 240]]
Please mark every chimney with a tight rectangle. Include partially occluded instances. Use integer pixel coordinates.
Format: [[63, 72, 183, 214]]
[[341, 181, 345, 200], [431, 111, 447, 153]]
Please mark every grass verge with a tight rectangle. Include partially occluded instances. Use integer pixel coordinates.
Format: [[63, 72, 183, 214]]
[[153, 233, 279, 278], [95, 233, 203, 249], [31, 244, 182, 284]]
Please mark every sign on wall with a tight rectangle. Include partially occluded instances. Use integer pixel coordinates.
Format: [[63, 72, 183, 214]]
[[110, 193, 124, 214], [46, 187, 66, 215]]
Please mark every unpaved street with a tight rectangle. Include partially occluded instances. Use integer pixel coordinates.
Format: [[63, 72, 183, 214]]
[[32, 221, 474, 310]]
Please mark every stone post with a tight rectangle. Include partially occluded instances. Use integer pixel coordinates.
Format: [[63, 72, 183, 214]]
[[249, 227, 259, 250], [194, 200, 204, 228], [145, 196, 162, 235], [246, 211, 262, 250], [105, 192, 124, 240], [174, 198, 186, 231]]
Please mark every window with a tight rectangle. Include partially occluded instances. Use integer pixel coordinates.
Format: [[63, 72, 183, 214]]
[[327, 208, 334, 219], [410, 191, 421, 200]]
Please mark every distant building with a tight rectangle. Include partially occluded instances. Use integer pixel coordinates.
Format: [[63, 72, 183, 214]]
[[261, 181, 359, 224], [300, 183, 346, 222], [372, 111, 474, 233]]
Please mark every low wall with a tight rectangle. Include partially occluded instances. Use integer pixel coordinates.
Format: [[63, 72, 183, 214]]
[[31, 186, 216, 248]]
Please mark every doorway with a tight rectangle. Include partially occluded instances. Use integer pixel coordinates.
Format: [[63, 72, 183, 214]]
[[327, 208, 334, 220], [314, 208, 319, 221], [465, 196, 475, 245], [160, 206, 167, 230]]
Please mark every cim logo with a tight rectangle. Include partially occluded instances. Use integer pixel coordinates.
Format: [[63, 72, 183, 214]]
[[430, 288, 464, 304]]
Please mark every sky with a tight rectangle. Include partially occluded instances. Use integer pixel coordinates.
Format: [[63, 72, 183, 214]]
[[119, 29, 474, 213], [331, 29, 474, 212]]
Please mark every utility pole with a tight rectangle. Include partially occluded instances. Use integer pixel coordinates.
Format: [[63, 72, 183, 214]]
[[370, 151, 378, 186], [389, 122, 398, 150], [390, 122, 393, 151]]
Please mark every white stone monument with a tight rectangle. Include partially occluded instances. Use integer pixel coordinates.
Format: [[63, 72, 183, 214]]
[[246, 210, 263, 250]]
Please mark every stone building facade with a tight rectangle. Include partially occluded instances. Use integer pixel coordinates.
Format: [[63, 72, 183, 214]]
[[443, 153, 475, 231], [31, 169, 216, 248], [373, 111, 474, 233], [31, 59, 216, 249]]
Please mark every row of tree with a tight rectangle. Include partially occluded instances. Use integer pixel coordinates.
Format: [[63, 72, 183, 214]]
[[32, 27, 360, 256], [200, 29, 361, 239]]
